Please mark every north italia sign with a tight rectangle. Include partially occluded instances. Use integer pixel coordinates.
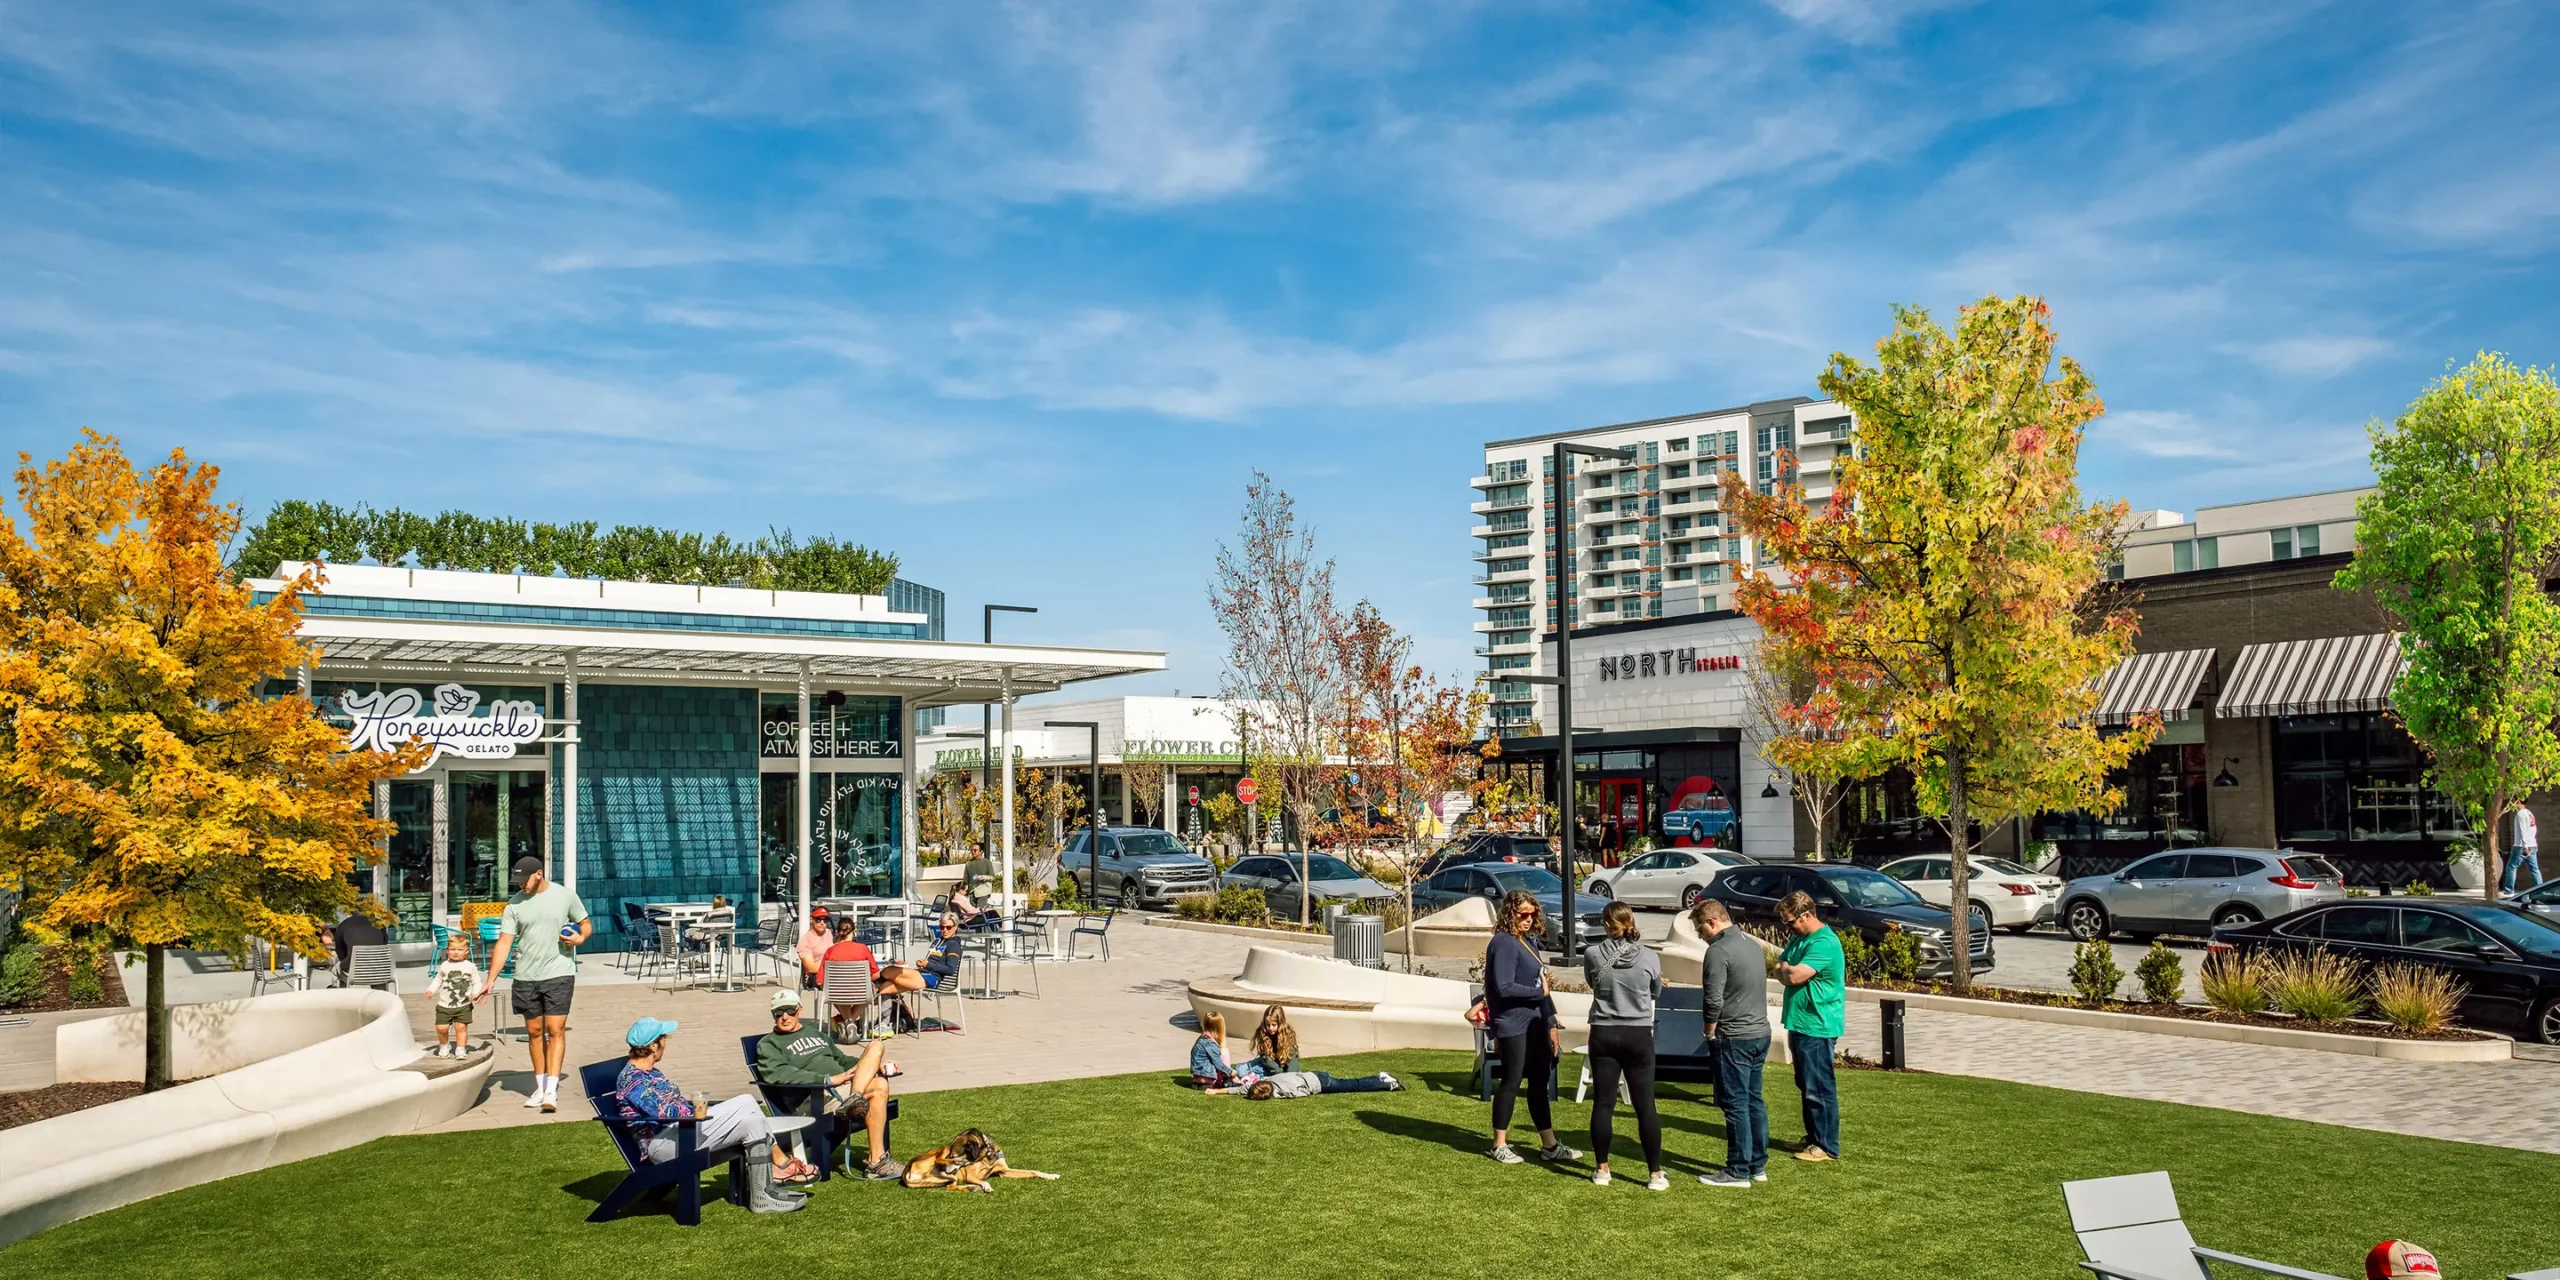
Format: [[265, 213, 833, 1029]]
[[1596, 647, 1742, 682], [339, 683, 544, 768]]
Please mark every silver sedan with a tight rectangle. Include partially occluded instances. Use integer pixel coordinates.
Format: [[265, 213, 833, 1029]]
[[1220, 851, 1393, 920]]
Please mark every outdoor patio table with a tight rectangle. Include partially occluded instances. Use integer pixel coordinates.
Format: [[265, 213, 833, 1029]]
[[957, 934, 1007, 999], [1026, 909, 1078, 961]]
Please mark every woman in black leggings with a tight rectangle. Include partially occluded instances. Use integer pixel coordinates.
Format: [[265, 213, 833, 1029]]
[[1481, 890, 1580, 1165], [1582, 901, 1665, 1189]]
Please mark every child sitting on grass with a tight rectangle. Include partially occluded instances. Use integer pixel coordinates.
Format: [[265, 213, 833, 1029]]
[[1210, 1069, 1404, 1099], [429, 936, 479, 1058], [1191, 1010, 1247, 1087]]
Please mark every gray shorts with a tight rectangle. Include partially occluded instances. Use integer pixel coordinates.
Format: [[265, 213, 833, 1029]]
[[512, 976, 574, 1018]]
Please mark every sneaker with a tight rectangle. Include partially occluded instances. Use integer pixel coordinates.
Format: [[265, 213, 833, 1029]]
[[1699, 1171, 1753, 1189], [1539, 1142, 1582, 1163], [539, 1082, 558, 1114], [864, 1156, 907, 1181], [1753, 1171, 1767, 1183], [1490, 1144, 1525, 1165], [1377, 1072, 1404, 1092], [521, 1088, 545, 1109], [1591, 1168, 1611, 1187], [1793, 1146, 1834, 1162], [1646, 1172, 1669, 1192]]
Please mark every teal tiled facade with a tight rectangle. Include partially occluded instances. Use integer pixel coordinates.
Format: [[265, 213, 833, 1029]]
[[555, 684, 764, 950]]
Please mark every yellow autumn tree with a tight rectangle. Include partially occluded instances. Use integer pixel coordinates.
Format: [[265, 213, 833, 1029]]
[[0, 431, 423, 1089]]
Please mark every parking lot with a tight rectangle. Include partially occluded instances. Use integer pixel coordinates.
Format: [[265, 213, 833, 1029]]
[[1607, 905, 2191, 996]]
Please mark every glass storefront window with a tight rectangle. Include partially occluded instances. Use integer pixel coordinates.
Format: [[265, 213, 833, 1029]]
[[449, 771, 544, 909], [760, 694, 902, 761], [2273, 713, 2467, 842], [386, 780, 434, 943], [2037, 744, 2207, 846], [761, 772, 903, 899]]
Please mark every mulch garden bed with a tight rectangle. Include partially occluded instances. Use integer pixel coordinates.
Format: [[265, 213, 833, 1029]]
[[0, 947, 131, 1015], [0, 1079, 198, 1131], [1846, 978, 2493, 1041]]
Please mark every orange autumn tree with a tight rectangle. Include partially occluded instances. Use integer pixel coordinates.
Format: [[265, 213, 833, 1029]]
[[1725, 297, 2149, 993], [0, 431, 422, 1089]]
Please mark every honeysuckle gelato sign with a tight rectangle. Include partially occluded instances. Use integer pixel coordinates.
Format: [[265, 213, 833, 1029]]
[[341, 683, 544, 768]]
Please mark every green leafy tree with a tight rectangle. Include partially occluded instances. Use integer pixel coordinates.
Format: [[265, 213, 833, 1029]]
[[2338, 354, 2560, 899], [1727, 296, 2151, 993]]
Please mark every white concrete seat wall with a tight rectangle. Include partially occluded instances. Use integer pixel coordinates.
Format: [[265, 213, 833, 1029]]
[[0, 988, 489, 1249], [1388, 897, 1497, 957]]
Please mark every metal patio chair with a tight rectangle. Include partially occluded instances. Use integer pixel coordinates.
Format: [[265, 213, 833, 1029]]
[[248, 936, 306, 997], [653, 919, 713, 993], [2064, 1171, 2345, 1280], [820, 960, 883, 1042], [338, 943, 396, 994]]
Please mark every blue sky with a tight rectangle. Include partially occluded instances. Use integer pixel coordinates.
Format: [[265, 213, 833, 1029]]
[[3, 1, 2557, 711]]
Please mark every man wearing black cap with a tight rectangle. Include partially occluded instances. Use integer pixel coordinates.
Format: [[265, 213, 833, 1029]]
[[475, 856, 590, 1113]]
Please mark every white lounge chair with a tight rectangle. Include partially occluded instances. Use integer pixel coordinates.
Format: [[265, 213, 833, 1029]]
[[2063, 1171, 2345, 1280]]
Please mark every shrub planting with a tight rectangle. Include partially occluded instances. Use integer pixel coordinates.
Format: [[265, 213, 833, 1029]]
[[2136, 941, 2184, 1004], [0, 944, 40, 1007], [2370, 963, 2465, 1034], [66, 955, 103, 1005], [2068, 937, 2123, 1007], [1173, 894, 1216, 921], [2198, 952, 2270, 1014], [1213, 886, 1270, 926], [1835, 926, 1875, 982], [1875, 928, 1923, 983], [2267, 949, 2365, 1024]]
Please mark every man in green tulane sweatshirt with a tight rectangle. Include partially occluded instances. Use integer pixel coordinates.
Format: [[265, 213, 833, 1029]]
[[756, 989, 904, 1179]]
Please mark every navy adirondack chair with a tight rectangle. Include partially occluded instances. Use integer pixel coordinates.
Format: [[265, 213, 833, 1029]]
[[578, 1059, 742, 1225], [737, 1034, 898, 1179]]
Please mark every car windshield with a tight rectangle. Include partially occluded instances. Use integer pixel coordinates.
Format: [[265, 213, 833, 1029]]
[[1814, 867, 1925, 908], [1301, 854, 1361, 880], [1975, 858, 2037, 877], [2470, 906, 2560, 957], [1116, 833, 1191, 857], [1485, 866, 1564, 894]]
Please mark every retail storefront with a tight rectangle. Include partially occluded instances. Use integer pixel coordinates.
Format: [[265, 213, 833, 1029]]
[[265, 563, 1161, 952], [1487, 613, 1795, 863], [916, 695, 1254, 843]]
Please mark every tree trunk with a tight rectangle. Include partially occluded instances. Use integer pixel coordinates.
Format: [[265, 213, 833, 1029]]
[[145, 942, 170, 1093], [2485, 792, 2508, 903], [1945, 750, 1974, 996]]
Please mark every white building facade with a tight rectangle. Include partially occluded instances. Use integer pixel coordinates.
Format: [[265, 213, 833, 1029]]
[[917, 695, 1254, 834]]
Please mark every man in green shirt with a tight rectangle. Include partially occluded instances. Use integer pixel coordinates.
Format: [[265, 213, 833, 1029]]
[[755, 991, 904, 1179], [475, 857, 591, 1114], [1776, 890, 1845, 1162]]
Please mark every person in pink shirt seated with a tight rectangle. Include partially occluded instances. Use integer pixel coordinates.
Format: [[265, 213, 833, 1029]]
[[796, 907, 834, 990]]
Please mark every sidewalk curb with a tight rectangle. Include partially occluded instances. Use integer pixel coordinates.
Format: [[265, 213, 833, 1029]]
[[1142, 916, 1331, 946], [1840, 985, 2513, 1062]]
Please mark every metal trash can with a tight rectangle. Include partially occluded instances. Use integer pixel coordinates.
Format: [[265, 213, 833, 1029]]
[[1332, 914, 1385, 969], [1321, 902, 1349, 930]]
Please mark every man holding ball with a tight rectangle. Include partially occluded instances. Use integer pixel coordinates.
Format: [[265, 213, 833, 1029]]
[[477, 856, 591, 1113]]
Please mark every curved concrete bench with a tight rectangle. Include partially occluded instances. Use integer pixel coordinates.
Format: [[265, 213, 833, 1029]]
[[1385, 898, 1497, 958], [1190, 946, 1593, 1056], [0, 988, 489, 1248]]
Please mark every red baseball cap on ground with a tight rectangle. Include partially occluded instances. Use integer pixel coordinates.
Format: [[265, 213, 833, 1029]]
[[2365, 1241, 2439, 1279]]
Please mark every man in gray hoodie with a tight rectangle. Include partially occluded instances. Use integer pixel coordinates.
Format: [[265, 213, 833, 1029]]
[[1695, 898, 1771, 1188]]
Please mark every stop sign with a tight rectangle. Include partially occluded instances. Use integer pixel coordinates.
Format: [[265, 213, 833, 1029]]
[[1187, 785, 1200, 804], [1236, 778, 1258, 806]]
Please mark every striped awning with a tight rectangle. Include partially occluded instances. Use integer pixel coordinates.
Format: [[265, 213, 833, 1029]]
[[2216, 633, 2404, 718], [2095, 648, 2216, 726]]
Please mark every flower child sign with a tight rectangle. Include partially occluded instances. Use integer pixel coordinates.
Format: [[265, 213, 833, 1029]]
[[339, 683, 544, 770]]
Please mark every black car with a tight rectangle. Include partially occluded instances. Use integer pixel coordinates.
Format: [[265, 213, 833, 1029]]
[[2210, 898, 2560, 1044], [1409, 861, 1607, 953], [1700, 862, 1995, 979], [1415, 832, 1556, 880]]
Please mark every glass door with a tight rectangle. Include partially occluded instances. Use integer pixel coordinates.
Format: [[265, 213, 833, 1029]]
[[448, 770, 545, 914], [386, 781, 435, 943]]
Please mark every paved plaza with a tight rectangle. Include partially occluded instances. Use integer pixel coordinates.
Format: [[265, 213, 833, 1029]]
[[8, 915, 2556, 1157]]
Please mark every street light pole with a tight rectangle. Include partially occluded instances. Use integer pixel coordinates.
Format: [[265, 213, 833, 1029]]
[[981, 604, 1037, 908], [1542, 438, 1636, 961]]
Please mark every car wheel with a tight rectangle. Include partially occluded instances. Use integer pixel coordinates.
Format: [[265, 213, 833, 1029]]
[[2533, 995, 2560, 1046], [2064, 899, 2110, 941], [1967, 901, 1994, 935], [1588, 880, 1612, 901], [2211, 905, 2260, 931]]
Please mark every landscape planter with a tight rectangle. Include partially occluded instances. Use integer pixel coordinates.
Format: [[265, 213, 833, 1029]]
[[1835, 983, 2512, 1062]]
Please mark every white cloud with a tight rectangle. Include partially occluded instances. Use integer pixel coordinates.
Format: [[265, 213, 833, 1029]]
[[2231, 336, 2393, 379], [1762, 0, 1978, 43], [2091, 410, 2244, 461]]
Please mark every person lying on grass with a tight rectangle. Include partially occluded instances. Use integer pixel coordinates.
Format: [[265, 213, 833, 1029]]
[[1207, 1069, 1403, 1099]]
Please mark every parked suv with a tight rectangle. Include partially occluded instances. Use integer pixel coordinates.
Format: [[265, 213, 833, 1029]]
[[2059, 848, 2344, 941], [1060, 826, 1218, 908], [1699, 862, 1994, 979]]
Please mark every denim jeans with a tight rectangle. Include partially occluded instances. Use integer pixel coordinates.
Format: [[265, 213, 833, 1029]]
[[1712, 1035, 1771, 1178], [2503, 848, 2543, 893], [1789, 1032, 1839, 1157]]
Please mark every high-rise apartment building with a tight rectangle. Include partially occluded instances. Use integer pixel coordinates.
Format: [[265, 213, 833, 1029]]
[[1471, 397, 1853, 732]]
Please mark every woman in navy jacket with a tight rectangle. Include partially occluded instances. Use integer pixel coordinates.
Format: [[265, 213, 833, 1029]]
[[1480, 889, 1580, 1165]]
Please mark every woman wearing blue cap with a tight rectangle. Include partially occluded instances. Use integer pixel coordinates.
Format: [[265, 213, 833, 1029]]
[[613, 1016, 810, 1213]]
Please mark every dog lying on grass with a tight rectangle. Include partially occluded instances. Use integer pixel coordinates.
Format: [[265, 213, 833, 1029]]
[[901, 1128, 1060, 1192]]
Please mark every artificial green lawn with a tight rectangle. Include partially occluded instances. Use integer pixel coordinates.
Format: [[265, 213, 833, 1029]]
[[8, 1050, 2555, 1279]]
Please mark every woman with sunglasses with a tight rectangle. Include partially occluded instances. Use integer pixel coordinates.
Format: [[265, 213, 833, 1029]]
[[1480, 889, 1579, 1166]]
